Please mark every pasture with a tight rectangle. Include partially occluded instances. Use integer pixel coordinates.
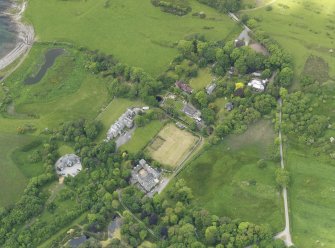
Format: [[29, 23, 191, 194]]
[[286, 144, 335, 248], [25, 0, 240, 76], [180, 120, 284, 231], [246, 0, 335, 87], [146, 123, 198, 168]]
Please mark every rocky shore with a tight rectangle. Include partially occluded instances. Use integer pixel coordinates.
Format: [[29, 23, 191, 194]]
[[0, 1, 34, 70]]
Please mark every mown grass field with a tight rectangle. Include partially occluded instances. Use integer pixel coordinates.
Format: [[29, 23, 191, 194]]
[[286, 143, 335, 248], [25, 0, 240, 76], [246, 0, 335, 87], [147, 123, 198, 168], [0, 134, 37, 207], [121, 120, 165, 154], [180, 120, 284, 231]]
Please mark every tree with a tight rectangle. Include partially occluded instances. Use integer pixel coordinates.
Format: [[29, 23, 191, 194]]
[[253, 94, 276, 115], [205, 226, 218, 245], [178, 40, 195, 58], [195, 91, 208, 108], [278, 67, 294, 87]]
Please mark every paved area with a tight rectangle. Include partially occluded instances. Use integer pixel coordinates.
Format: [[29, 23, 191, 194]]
[[115, 127, 136, 148]]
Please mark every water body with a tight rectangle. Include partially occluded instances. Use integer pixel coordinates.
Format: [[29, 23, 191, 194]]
[[0, 0, 17, 58], [25, 48, 65, 84]]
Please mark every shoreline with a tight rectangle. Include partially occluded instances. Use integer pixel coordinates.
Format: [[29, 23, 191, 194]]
[[0, 1, 35, 71]]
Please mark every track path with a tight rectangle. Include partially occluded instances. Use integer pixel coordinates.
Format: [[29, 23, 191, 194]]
[[275, 98, 293, 247]]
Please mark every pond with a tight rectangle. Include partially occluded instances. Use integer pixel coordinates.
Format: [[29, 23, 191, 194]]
[[24, 48, 65, 85]]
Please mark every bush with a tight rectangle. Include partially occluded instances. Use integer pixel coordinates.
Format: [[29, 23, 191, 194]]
[[265, 5, 273, 11], [257, 159, 267, 169]]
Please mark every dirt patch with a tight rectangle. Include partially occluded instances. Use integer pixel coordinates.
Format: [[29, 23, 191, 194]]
[[146, 123, 198, 168], [303, 55, 329, 83], [249, 43, 269, 56]]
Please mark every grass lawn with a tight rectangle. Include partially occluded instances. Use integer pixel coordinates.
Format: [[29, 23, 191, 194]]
[[25, 0, 240, 76], [121, 120, 165, 154], [96, 98, 144, 141], [146, 123, 199, 168], [246, 0, 335, 88], [0, 133, 38, 207], [286, 143, 335, 247], [214, 97, 230, 121], [180, 120, 284, 231], [58, 144, 75, 155], [189, 68, 213, 90]]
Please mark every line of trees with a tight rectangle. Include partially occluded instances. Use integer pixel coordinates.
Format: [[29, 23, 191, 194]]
[[197, 0, 242, 12], [151, 0, 192, 16]]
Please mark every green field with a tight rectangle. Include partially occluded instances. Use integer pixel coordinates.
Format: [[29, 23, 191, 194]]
[[246, 0, 335, 87], [2, 44, 109, 131], [121, 120, 165, 154], [25, 0, 240, 76], [180, 120, 284, 231], [189, 68, 213, 90], [286, 143, 335, 247], [0, 134, 37, 206]]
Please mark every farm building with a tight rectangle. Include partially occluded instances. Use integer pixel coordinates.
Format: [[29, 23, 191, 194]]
[[175, 81, 193, 94], [183, 103, 201, 121], [206, 83, 217, 95], [107, 107, 143, 140], [55, 154, 82, 177], [130, 159, 161, 194]]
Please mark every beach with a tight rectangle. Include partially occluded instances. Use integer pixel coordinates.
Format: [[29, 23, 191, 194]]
[[0, 0, 34, 71]]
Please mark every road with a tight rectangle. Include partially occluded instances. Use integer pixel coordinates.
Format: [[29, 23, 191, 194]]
[[275, 98, 293, 247]]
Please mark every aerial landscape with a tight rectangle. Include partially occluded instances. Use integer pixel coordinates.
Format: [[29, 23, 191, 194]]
[[0, 0, 334, 247]]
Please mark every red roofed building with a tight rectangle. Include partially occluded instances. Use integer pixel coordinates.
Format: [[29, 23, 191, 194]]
[[175, 81, 193, 94]]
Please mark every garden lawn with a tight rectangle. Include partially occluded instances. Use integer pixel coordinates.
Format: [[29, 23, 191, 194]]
[[121, 120, 165, 154], [246, 0, 335, 88], [189, 68, 213, 90], [286, 144, 335, 248], [180, 120, 284, 231], [25, 0, 240, 76], [0, 133, 38, 207]]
